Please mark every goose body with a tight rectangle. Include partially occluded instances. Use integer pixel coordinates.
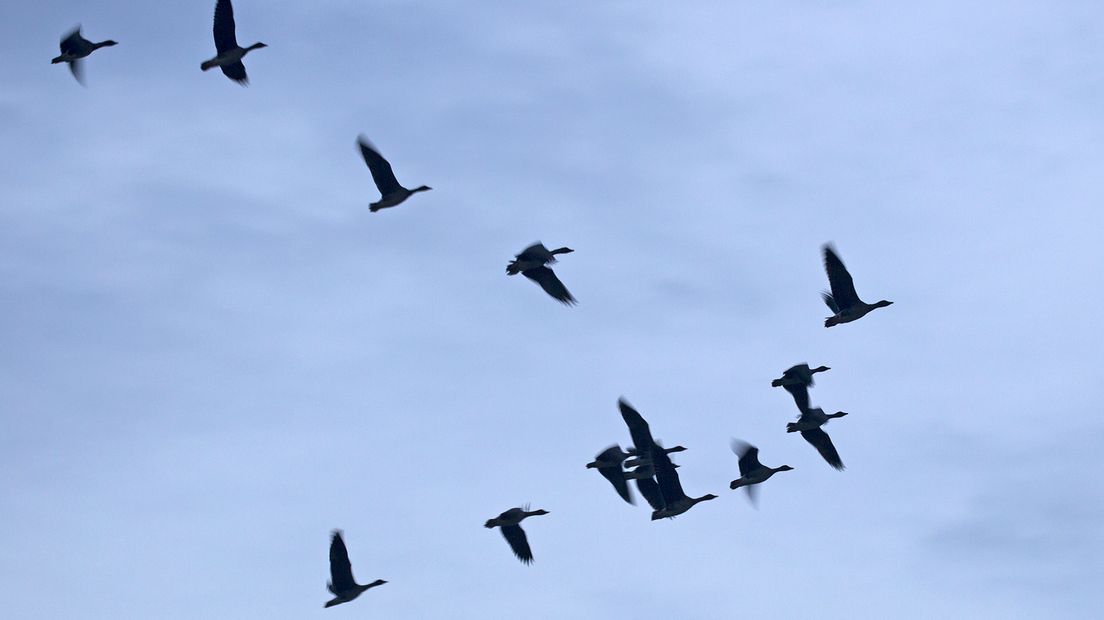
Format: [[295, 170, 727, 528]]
[[586, 445, 633, 504], [821, 245, 892, 327], [787, 408, 847, 470], [324, 531, 386, 608], [51, 27, 117, 84], [485, 506, 549, 564], [507, 242, 576, 305], [201, 0, 267, 84], [356, 136, 431, 212]]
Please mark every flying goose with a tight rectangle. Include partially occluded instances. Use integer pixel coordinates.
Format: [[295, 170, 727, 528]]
[[787, 407, 847, 470], [507, 243, 576, 305], [357, 135, 431, 212], [586, 445, 633, 504], [200, 0, 267, 85], [51, 27, 117, 84], [324, 531, 386, 608], [484, 506, 549, 564], [729, 440, 793, 505], [772, 363, 830, 413], [650, 443, 716, 520], [821, 244, 892, 327]]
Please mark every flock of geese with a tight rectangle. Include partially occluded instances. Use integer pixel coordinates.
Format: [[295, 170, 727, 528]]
[[49, 0, 895, 609]]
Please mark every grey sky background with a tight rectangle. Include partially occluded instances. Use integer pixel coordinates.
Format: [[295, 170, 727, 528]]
[[2, 1, 1103, 617]]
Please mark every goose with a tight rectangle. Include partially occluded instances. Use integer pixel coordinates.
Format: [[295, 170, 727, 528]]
[[506, 243, 573, 274], [650, 443, 716, 520], [729, 440, 793, 504], [324, 531, 386, 608], [787, 407, 847, 470], [586, 445, 633, 504], [357, 135, 431, 212], [771, 364, 830, 388], [200, 0, 267, 85], [51, 27, 117, 84], [821, 244, 892, 327], [485, 506, 549, 564], [507, 242, 576, 305], [617, 398, 687, 457]]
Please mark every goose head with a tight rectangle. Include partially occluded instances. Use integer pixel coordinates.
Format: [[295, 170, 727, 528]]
[[97, 40, 119, 48], [411, 185, 432, 193], [828, 411, 849, 419], [247, 42, 268, 51], [550, 247, 574, 255], [775, 465, 795, 472], [872, 300, 893, 308], [526, 508, 549, 517], [695, 494, 718, 503], [367, 579, 387, 588], [812, 365, 830, 373]]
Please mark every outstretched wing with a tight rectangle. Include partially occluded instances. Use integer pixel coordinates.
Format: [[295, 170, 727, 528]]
[[522, 267, 576, 305], [823, 245, 861, 310], [59, 28, 83, 55], [634, 476, 665, 510], [68, 58, 85, 84], [618, 398, 655, 453], [220, 61, 248, 84], [357, 136, 403, 197], [328, 531, 357, 592], [500, 524, 533, 564], [783, 382, 810, 414], [733, 441, 762, 477], [651, 444, 687, 505], [597, 465, 634, 504], [515, 242, 549, 262], [800, 428, 845, 470], [212, 0, 240, 54]]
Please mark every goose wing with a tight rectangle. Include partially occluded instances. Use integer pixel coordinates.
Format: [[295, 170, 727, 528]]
[[634, 476, 665, 510], [618, 398, 655, 453], [212, 0, 240, 54], [823, 245, 861, 310], [800, 427, 845, 470], [68, 58, 84, 84], [515, 243, 551, 262], [357, 136, 403, 197], [733, 441, 763, 477], [328, 531, 358, 593], [597, 464, 634, 504], [522, 266, 576, 305], [220, 61, 248, 84], [651, 445, 688, 504], [59, 28, 85, 55], [783, 382, 811, 413], [499, 524, 533, 564]]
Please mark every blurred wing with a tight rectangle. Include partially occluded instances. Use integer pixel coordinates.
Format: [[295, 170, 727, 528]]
[[821, 291, 839, 314], [801, 428, 845, 470], [745, 482, 759, 507], [500, 524, 533, 564], [597, 465, 634, 504], [783, 382, 810, 414], [68, 58, 85, 84], [59, 28, 83, 55], [357, 136, 403, 196], [823, 245, 860, 309], [522, 267, 576, 305], [212, 0, 240, 54], [634, 477, 665, 510], [651, 445, 686, 504], [328, 531, 357, 592], [734, 442, 762, 477], [618, 398, 655, 453], [515, 242, 549, 262], [219, 61, 248, 84]]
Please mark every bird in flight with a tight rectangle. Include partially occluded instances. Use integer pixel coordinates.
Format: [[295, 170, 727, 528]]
[[200, 0, 267, 85], [51, 26, 117, 85], [507, 242, 576, 305], [821, 244, 892, 327], [324, 530, 387, 608], [357, 135, 432, 212], [484, 505, 549, 564]]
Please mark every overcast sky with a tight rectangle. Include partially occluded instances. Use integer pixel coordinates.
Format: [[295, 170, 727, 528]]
[[2, 1, 1102, 618]]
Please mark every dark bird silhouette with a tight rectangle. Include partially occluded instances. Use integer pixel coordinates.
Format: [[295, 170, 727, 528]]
[[787, 407, 848, 470], [729, 440, 793, 505], [484, 506, 549, 564], [650, 442, 716, 520], [324, 531, 386, 608], [586, 445, 633, 504], [821, 244, 892, 327], [507, 243, 576, 305], [51, 27, 117, 84], [356, 135, 432, 212], [200, 0, 267, 84], [634, 476, 666, 510], [772, 363, 830, 413]]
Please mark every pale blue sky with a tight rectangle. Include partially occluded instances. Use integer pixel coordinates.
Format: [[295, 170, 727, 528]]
[[1, 1, 1102, 618]]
